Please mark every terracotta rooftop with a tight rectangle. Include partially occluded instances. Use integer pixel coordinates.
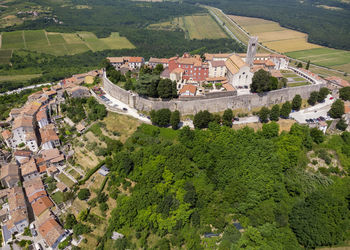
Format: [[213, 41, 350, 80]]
[[223, 83, 236, 92], [179, 84, 197, 95], [27, 190, 47, 204], [32, 196, 54, 217], [225, 54, 247, 74], [107, 57, 124, 63], [210, 60, 226, 67], [13, 115, 33, 130], [41, 149, 61, 161], [40, 127, 59, 145], [1, 130, 11, 140], [39, 165, 47, 173], [325, 76, 350, 87], [14, 150, 32, 157], [270, 70, 283, 78], [205, 53, 232, 61], [149, 57, 169, 64], [206, 77, 227, 82], [171, 68, 185, 74], [21, 158, 38, 176], [177, 57, 202, 67], [38, 218, 65, 248], [128, 57, 144, 63], [6, 207, 28, 230], [22, 102, 42, 116], [8, 186, 26, 211], [345, 101, 350, 114], [36, 109, 48, 121], [0, 162, 19, 182]]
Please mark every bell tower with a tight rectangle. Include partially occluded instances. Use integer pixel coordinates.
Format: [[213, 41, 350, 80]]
[[246, 36, 258, 67]]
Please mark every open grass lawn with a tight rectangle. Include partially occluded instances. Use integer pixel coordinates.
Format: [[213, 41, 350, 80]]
[[103, 112, 141, 143], [68, 167, 81, 179], [288, 81, 310, 87], [0, 30, 134, 59], [57, 172, 75, 188], [232, 119, 295, 133], [0, 73, 41, 82], [51, 191, 64, 204]]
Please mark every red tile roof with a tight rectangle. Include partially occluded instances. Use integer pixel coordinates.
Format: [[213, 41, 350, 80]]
[[32, 196, 54, 217]]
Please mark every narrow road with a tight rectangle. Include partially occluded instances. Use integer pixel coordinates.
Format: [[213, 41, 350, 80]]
[[0, 82, 53, 96]]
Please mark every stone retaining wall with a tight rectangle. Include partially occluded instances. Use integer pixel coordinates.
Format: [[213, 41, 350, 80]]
[[103, 74, 326, 115]]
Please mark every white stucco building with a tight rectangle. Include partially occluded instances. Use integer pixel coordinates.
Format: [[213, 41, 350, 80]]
[[225, 54, 253, 88]]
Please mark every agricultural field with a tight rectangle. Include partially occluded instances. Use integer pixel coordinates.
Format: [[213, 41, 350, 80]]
[[0, 30, 134, 57], [0, 74, 42, 83], [286, 48, 350, 73], [229, 15, 321, 53], [149, 14, 228, 40], [0, 49, 12, 64]]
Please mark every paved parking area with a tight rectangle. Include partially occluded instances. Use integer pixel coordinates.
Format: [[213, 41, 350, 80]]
[[290, 95, 334, 123]]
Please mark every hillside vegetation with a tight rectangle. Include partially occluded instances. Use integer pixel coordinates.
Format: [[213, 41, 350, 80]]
[[91, 123, 350, 249]]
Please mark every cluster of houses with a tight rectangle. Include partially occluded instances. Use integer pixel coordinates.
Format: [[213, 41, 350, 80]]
[[107, 38, 293, 97], [0, 76, 92, 248]]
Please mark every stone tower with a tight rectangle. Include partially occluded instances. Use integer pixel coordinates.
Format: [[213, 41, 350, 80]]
[[246, 36, 258, 67]]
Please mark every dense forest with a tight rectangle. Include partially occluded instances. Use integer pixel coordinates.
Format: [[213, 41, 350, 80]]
[[185, 0, 350, 50], [88, 122, 350, 249]]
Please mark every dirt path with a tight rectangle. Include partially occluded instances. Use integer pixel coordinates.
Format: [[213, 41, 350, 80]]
[[45, 30, 51, 46], [22, 30, 27, 49]]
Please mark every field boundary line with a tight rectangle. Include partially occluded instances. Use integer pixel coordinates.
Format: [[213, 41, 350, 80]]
[[22, 30, 27, 49], [0, 33, 2, 49], [62, 43, 69, 54], [45, 30, 51, 46]]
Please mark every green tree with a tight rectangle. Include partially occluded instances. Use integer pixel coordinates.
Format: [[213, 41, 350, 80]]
[[262, 122, 279, 138], [290, 191, 350, 248], [153, 64, 164, 75], [297, 62, 303, 68], [328, 99, 344, 118], [78, 188, 90, 200], [170, 110, 180, 130], [336, 118, 347, 131], [317, 87, 329, 103], [250, 69, 271, 93], [308, 91, 318, 105], [306, 60, 310, 70], [222, 109, 233, 127], [270, 104, 280, 121], [339, 87, 350, 101], [124, 79, 133, 91], [280, 101, 292, 118], [64, 213, 77, 229], [73, 223, 92, 236], [150, 109, 171, 127], [310, 128, 324, 144], [193, 110, 212, 129], [157, 79, 177, 99], [292, 94, 302, 111], [258, 107, 270, 123]]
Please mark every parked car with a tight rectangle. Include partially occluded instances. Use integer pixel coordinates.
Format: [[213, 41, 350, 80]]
[[123, 108, 128, 111], [234, 117, 239, 121]]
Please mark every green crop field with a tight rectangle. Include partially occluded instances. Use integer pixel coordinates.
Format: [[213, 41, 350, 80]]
[[0, 30, 134, 60], [1, 31, 25, 49], [149, 13, 228, 40], [286, 48, 350, 72], [183, 14, 228, 40], [0, 49, 12, 64]]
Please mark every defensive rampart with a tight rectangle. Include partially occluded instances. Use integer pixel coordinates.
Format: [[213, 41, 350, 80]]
[[103, 74, 326, 115]]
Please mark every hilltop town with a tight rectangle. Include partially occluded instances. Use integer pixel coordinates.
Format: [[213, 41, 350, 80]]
[[0, 37, 349, 249]]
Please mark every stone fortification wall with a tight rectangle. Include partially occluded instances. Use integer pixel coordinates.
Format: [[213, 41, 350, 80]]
[[104, 75, 326, 115]]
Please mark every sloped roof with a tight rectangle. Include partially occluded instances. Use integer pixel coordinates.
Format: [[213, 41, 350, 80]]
[[225, 54, 247, 74], [38, 218, 65, 247], [179, 84, 197, 95]]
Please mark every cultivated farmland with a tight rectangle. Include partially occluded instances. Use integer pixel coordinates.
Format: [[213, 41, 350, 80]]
[[230, 15, 321, 53], [148, 14, 228, 40], [0, 30, 134, 57], [286, 48, 350, 70]]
